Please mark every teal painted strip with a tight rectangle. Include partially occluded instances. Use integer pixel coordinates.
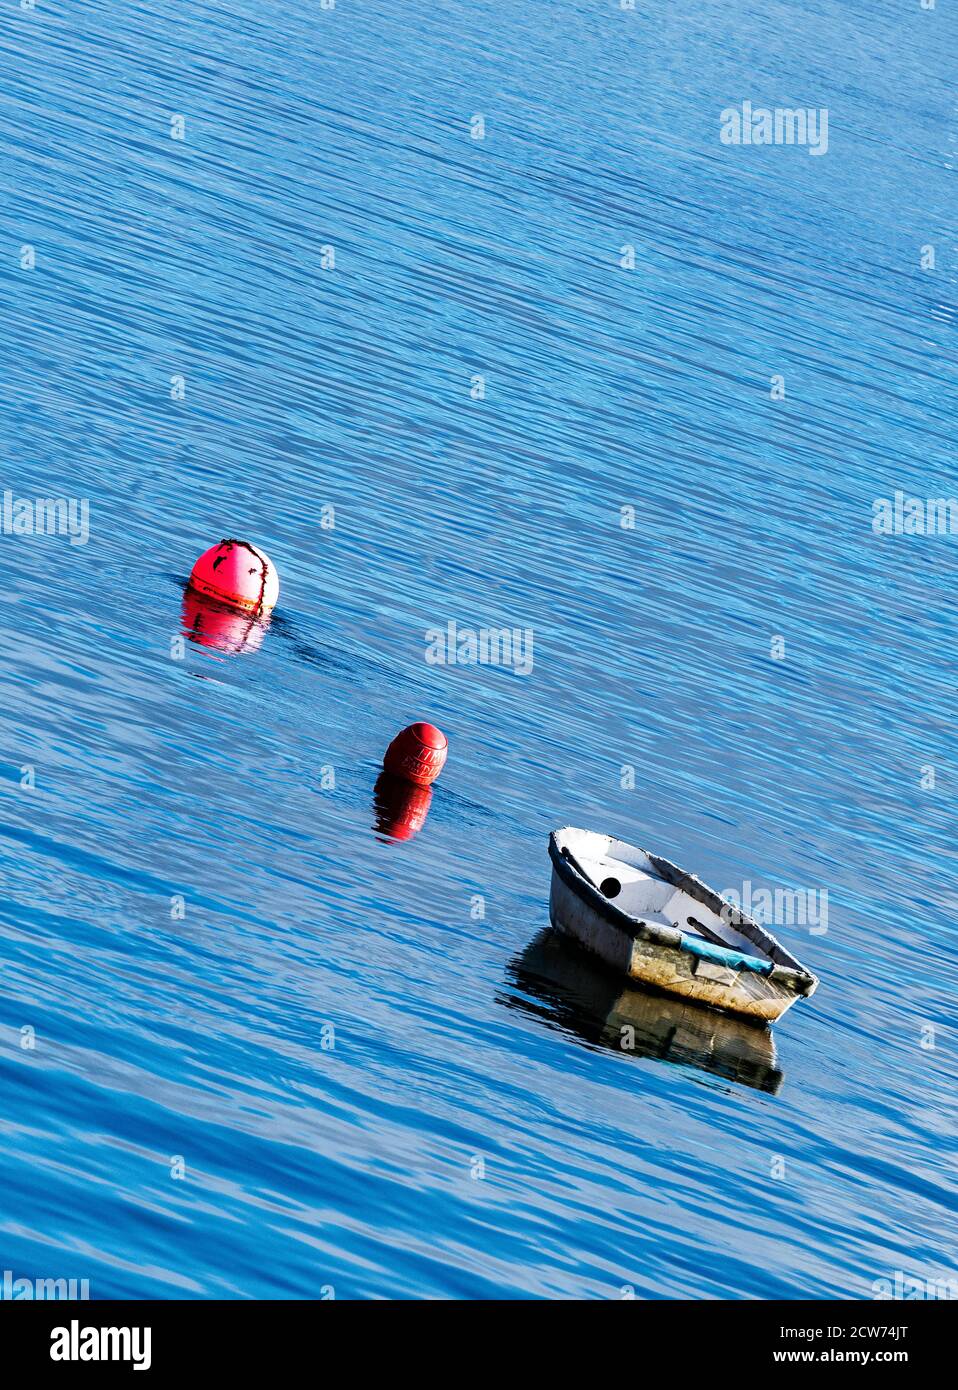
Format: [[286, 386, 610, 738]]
[[680, 934, 774, 976]]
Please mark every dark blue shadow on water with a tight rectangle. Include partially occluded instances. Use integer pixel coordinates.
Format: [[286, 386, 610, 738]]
[[173, 573, 359, 673]]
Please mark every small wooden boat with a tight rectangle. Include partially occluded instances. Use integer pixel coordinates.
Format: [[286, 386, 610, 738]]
[[548, 828, 819, 1023]]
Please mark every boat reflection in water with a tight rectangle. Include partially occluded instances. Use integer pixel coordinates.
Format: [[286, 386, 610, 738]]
[[372, 771, 433, 841], [181, 589, 271, 657], [505, 929, 783, 1094]]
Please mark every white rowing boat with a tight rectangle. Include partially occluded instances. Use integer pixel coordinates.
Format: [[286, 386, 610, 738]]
[[548, 828, 819, 1023]]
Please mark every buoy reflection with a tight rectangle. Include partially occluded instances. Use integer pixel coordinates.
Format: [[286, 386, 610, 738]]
[[181, 588, 271, 657], [373, 771, 433, 841]]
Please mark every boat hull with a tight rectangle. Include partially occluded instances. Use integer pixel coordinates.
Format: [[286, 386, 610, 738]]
[[549, 865, 805, 1023]]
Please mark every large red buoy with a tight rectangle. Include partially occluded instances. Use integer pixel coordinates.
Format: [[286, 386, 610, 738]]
[[188, 538, 279, 614], [382, 722, 448, 787]]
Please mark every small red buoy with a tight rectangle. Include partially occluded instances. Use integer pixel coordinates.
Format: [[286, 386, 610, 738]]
[[382, 721, 448, 787], [188, 538, 279, 615]]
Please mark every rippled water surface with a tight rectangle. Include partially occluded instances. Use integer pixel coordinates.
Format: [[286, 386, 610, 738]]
[[0, 0, 955, 1298]]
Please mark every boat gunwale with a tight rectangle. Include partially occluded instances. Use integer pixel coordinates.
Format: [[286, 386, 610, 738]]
[[548, 830, 818, 998]]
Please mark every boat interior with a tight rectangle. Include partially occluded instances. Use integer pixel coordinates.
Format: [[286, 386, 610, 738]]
[[556, 827, 765, 957]]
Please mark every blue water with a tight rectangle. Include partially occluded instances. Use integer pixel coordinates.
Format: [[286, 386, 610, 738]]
[[0, 0, 955, 1299]]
